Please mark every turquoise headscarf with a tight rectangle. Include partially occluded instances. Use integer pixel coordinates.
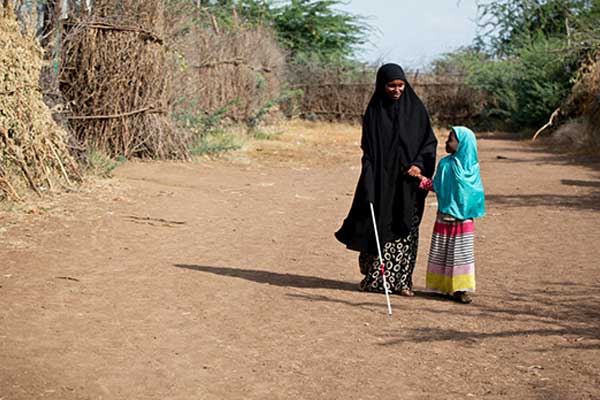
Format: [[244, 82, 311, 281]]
[[433, 126, 485, 220]]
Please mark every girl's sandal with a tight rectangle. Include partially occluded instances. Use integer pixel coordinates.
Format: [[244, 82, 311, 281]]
[[399, 289, 415, 297], [453, 291, 472, 304]]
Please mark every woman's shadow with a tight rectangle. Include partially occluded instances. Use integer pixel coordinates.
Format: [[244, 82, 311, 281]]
[[174, 264, 358, 292]]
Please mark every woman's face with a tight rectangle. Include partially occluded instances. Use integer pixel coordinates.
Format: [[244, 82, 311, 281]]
[[384, 79, 406, 101], [446, 130, 459, 154]]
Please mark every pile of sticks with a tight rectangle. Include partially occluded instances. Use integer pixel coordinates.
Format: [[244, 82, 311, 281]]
[[59, 0, 189, 159], [575, 55, 600, 146]]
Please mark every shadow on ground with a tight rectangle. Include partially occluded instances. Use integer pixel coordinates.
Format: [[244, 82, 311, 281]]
[[174, 264, 357, 292], [378, 281, 600, 349], [479, 130, 600, 173], [486, 192, 600, 211]]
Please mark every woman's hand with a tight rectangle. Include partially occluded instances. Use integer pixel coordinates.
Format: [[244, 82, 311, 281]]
[[405, 165, 422, 178]]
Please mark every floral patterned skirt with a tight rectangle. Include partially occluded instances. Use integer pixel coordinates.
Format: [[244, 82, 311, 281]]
[[358, 214, 420, 294]]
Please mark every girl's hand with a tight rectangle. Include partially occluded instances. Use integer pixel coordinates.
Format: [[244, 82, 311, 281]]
[[405, 165, 422, 177], [419, 177, 433, 191]]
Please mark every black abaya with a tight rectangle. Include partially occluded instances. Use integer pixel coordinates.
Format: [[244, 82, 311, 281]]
[[335, 63, 437, 253]]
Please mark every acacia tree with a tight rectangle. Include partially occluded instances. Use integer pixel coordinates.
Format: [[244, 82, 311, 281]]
[[199, 0, 368, 63], [271, 0, 367, 62]]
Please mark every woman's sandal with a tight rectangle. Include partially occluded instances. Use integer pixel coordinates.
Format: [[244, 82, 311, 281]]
[[453, 291, 472, 304], [399, 289, 415, 297]]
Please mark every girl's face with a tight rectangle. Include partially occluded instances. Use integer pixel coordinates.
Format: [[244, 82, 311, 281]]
[[446, 130, 459, 154], [384, 79, 406, 101]]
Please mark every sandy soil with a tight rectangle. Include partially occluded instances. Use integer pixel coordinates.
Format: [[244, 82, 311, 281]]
[[1, 121, 599, 400]]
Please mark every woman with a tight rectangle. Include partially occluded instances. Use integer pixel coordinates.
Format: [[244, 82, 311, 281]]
[[335, 63, 437, 297]]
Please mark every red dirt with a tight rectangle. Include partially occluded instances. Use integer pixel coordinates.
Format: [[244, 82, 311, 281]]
[[1, 122, 599, 399]]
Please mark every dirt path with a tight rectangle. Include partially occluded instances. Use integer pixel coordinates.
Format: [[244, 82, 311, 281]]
[[1, 122, 599, 400]]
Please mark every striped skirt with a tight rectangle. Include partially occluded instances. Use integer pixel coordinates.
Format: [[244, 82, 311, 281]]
[[426, 212, 476, 294]]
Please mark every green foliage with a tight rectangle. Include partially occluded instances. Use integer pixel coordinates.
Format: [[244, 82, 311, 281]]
[[476, 0, 600, 57], [234, 0, 274, 25], [196, 0, 368, 64], [86, 148, 125, 177], [171, 97, 244, 155], [245, 88, 303, 130], [172, 98, 238, 137], [434, 48, 519, 120], [433, 38, 579, 127], [271, 0, 368, 62], [432, 0, 600, 129], [189, 131, 243, 155], [252, 129, 282, 140], [512, 37, 579, 124]]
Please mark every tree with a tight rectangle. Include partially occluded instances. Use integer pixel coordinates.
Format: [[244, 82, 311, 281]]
[[198, 0, 368, 63], [271, 0, 368, 62], [476, 0, 600, 57], [429, 0, 600, 129]]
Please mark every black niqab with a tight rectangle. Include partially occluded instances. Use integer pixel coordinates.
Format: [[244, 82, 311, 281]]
[[335, 64, 437, 253]]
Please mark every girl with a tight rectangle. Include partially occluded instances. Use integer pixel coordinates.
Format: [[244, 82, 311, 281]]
[[335, 63, 437, 297], [419, 126, 485, 303]]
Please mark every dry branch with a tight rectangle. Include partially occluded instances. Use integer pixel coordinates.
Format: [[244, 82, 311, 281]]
[[532, 107, 561, 142], [62, 20, 164, 44], [64, 106, 165, 120], [0, 176, 22, 201], [194, 58, 246, 69], [191, 57, 273, 74]]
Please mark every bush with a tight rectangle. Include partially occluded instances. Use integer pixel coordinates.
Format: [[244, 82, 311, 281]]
[[165, 1, 286, 138], [431, 1, 600, 132], [512, 37, 579, 125], [433, 38, 579, 128]]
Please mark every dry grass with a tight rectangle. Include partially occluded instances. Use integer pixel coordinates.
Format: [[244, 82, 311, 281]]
[[223, 120, 360, 167], [226, 119, 453, 168], [0, 7, 81, 203]]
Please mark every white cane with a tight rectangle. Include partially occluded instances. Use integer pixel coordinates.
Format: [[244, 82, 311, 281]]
[[369, 202, 393, 316]]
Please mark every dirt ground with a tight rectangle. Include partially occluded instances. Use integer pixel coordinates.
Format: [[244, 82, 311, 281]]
[[1, 121, 599, 400]]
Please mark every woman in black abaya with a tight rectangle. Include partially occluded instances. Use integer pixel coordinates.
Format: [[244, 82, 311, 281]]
[[335, 63, 437, 297]]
